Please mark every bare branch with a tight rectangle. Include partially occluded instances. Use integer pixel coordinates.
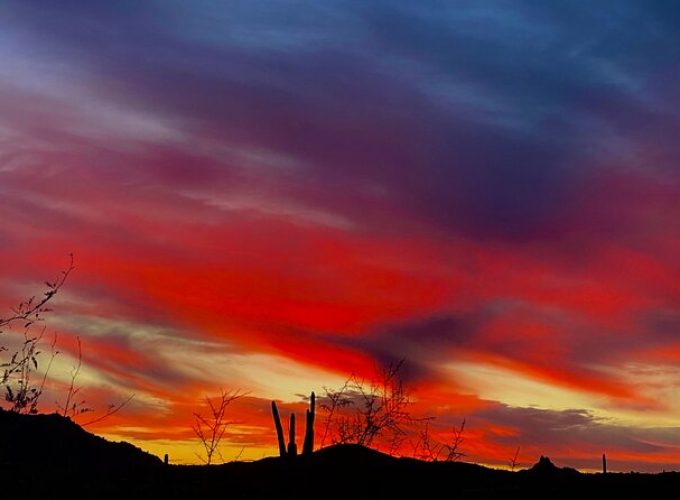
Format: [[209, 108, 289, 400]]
[[192, 389, 245, 465], [510, 446, 521, 471], [80, 394, 135, 427], [58, 336, 88, 418], [318, 360, 425, 453], [0, 254, 74, 332], [443, 419, 466, 462]]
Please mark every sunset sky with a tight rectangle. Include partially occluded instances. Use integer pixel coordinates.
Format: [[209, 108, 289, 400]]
[[1, 1, 679, 471]]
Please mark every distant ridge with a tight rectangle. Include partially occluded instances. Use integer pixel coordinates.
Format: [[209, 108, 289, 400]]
[[1, 410, 679, 499], [524, 455, 580, 477]]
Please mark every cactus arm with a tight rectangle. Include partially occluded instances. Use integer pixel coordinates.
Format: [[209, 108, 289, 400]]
[[271, 401, 287, 457], [303, 391, 316, 455], [287, 413, 298, 456]]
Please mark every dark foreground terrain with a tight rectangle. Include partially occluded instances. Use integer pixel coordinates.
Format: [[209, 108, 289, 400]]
[[2, 409, 679, 499]]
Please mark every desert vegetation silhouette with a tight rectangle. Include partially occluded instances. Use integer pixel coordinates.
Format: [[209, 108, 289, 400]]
[[192, 388, 245, 464], [0, 255, 132, 422]]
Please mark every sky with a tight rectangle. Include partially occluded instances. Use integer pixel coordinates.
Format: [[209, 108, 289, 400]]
[[0, 0, 679, 471]]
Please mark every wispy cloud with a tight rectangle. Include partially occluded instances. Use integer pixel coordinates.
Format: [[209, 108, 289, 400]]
[[0, 0, 678, 469]]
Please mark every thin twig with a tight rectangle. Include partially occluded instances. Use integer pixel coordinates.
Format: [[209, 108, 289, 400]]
[[0, 254, 74, 331], [80, 394, 135, 426], [60, 336, 83, 417]]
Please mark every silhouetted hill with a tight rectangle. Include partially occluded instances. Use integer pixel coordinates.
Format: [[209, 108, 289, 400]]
[[2, 410, 680, 499], [0, 408, 161, 470], [524, 455, 580, 477]]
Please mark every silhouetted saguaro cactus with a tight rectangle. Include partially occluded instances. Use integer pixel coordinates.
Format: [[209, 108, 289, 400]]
[[271, 392, 316, 459], [287, 413, 298, 456], [271, 401, 287, 458], [602, 453, 607, 474], [302, 392, 315, 456]]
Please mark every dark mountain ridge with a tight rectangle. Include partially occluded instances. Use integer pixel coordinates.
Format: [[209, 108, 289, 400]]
[[0, 408, 161, 469], [1, 409, 678, 499]]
